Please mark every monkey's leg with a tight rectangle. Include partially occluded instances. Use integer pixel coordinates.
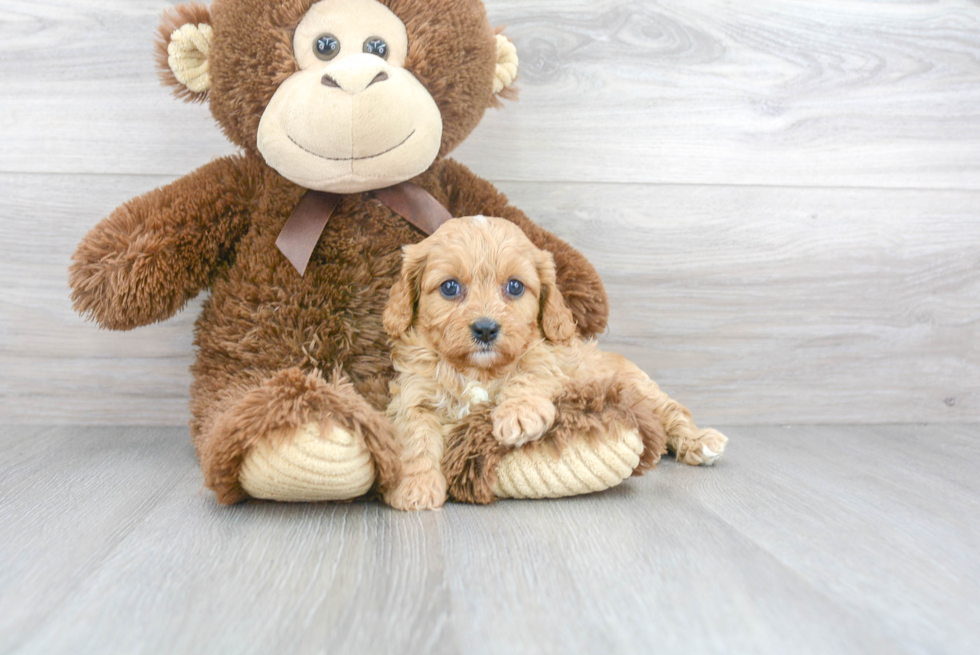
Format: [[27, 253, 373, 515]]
[[192, 367, 400, 504], [492, 425, 645, 500], [444, 378, 661, 503]]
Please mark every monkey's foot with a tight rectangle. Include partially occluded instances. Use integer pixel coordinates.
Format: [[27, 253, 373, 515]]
[[239, 421, 376, 502], [493, 427, 644, 499]]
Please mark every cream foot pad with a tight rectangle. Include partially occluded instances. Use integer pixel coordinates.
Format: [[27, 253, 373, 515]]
[[493, 428, 644, 499], [239, 422, 376, 502]]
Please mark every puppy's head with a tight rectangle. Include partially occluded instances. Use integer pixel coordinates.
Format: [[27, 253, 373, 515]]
[[384, 216, 576, 373]]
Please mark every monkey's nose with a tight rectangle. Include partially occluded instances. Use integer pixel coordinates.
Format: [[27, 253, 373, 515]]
[[321, 71, 387, 90], [470, 318, 501, 344]]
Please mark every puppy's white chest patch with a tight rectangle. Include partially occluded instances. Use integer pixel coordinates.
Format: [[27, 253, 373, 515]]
[[465, 383, 490, 404], [440, 381, 492, 420]]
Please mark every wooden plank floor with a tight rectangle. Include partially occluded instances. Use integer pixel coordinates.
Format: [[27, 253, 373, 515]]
[[2, 424, 977, 655]]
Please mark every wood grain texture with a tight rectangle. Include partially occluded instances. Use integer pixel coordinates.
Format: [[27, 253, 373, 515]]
[[0, 426, 196, 652], [2, 0, 978, 424], [2, 424, 978, 654], [460, 0, 980, 188], [2, 173, 977, 424], [672, 423, 980, 655], [1, 1, 980, 188]]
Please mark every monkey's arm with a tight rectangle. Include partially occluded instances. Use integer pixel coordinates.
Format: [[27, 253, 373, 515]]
[[69, 155, 261, 330], [434, 159, 609, 338]]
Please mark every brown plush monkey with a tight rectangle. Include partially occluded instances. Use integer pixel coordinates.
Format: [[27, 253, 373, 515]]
[[69, 0, 690, 506]]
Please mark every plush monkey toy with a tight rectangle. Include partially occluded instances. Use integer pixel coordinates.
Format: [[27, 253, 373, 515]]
[[70, 0, 721, 506]]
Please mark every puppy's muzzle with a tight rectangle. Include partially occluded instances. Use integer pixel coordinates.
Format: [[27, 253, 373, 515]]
[[470, 318, 500, 345]]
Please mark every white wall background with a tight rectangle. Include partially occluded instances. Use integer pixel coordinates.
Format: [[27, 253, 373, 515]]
[[1, 0, 978, 426]]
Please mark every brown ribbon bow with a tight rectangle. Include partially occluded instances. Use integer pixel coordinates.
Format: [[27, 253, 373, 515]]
[[275, 181, 453, 276]]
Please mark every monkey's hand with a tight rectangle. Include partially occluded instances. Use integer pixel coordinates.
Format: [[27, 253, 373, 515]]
[[69, 156, 256, 330]]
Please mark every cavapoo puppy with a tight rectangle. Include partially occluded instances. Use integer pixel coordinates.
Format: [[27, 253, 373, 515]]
[[383, 216, 727, 510]]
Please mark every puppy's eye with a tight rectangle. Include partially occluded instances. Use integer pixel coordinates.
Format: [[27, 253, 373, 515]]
[[314, 34, 341, 61], [506, 279, 525, 298], [440, 279, 461, 299]]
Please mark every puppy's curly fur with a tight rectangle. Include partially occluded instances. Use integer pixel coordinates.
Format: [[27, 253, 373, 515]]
[[383, 216, 727, 510]]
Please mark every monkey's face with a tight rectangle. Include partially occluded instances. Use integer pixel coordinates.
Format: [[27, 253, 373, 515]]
[[256, 0, 442, 193], [158, 0, 517, 189]]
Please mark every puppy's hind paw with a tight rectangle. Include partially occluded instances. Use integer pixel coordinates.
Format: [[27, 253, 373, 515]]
[[701, 443, 722, 465], [674, 428, 728, 466]]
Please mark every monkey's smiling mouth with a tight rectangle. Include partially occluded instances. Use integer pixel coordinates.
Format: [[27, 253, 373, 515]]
[[288, 130, 416, 162]]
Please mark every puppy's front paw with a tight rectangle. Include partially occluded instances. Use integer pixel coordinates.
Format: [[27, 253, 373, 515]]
[[385, 470, 448, 511], [492, 396, 556, 447]]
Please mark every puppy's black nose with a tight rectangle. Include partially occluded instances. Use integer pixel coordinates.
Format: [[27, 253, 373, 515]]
[[470, 318, 500, 344]]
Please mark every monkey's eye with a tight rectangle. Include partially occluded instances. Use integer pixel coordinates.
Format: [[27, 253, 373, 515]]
[[363, 37, 389, 59], [314, 34, 340, 61], [506, 279, 525, 298], [440, 279, 461, 299]]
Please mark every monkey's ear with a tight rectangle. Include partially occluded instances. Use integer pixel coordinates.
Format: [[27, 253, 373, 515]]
[[383, 244, 428, 339], [156, 3, 214, 102], [491, 31, 519, 104], [536, 251, 576, 345]]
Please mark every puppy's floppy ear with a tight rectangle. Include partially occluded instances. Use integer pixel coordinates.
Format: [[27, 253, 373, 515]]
[[384, 243, 428, 339], [536, 250, 576, 345], [156, 3, 214, 103]]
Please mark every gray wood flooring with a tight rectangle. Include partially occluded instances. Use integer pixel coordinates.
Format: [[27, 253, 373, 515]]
[[2, 424, 978, 655]]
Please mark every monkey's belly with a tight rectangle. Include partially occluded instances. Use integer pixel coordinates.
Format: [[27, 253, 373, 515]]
[[193, 225, 415, 409]]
